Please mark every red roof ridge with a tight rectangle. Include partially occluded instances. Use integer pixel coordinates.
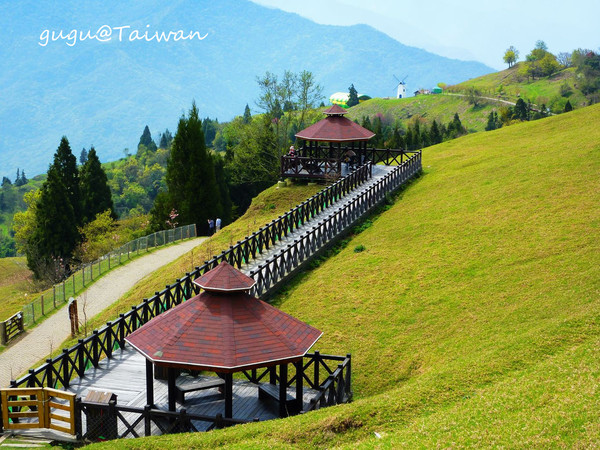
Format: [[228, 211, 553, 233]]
[[194, 261, 256, 292]]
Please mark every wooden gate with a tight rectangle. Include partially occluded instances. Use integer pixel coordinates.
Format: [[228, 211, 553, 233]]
[[1, 387, 76, 435]]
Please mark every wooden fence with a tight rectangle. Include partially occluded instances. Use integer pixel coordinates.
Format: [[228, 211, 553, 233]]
[[0, 224, 197, 347], [0, 312, 23, 345]]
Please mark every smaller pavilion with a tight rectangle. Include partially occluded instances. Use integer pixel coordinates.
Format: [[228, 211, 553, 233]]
[[282, 105, 375, 179], [126, 262, 322, 419]]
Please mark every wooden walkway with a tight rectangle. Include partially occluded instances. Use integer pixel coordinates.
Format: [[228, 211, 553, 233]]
[[243, 164, 394, 277], [65, 347, 319, 437]]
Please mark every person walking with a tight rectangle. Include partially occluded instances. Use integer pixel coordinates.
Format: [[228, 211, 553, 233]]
[[215, 217, 222, 232], [208, 219, 215, 235]]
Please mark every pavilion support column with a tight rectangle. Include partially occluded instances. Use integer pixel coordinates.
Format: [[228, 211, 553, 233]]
[[167, 367, 177, 412], [279, 363, 288, 418], [294, 359, 303, 414], [145, 359, 154, 407], [224, 373, 233, 419]]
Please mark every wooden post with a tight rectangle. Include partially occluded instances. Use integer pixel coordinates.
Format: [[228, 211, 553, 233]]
[[224, 373, 233, 419], [146, 359, 154, 407], [0, 321, 6, 345], [279, 363, 288, 418], [167, 367, 177, 412], [41, 294, 44, 316], [295, 359, 303, 413], [314, 351, 320, 388]]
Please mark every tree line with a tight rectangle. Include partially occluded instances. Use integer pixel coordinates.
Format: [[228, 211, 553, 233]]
[[13, 138, 114, 281]]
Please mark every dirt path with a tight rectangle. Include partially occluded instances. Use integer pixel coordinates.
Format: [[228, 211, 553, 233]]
[[0, 237, 205, 387]]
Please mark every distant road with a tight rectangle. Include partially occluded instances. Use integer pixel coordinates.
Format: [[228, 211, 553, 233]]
[[0, 237, 205, 387]]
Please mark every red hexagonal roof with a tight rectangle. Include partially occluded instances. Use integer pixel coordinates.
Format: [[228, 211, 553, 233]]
[[295, 106, 375, 142], [126, 264, 322, 372]]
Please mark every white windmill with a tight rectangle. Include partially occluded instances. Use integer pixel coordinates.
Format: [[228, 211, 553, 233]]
[[394, 75, 408, 99]]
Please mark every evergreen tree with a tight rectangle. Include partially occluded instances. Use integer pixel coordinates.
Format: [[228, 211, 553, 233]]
[[514, 98, 529, 121], [430, 120, 443, 144], [15, 168, 19, 184], [80, 147, 115, 223], [447, 113, 466, 138], [30, 164, 79, 280], [1, 176, 11, 187], [361, 115, 373, 132], [138, 125, 157, 153], [564, 100, 573, 112], [53, 136, 82, 226], [165, 102, 223, 234], [20, 170, 27, 185], [347, 84, 359, 107], [243, 104, 252, 124], [80, 148, 88, 165], [485, 111, 501, 131], [159, 129, 173, 149]]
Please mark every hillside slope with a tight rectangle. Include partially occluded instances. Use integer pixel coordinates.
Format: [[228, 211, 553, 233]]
[[449, 63, 588, 112], [345, 95, 497, 132], [93, 104, 600, 448]]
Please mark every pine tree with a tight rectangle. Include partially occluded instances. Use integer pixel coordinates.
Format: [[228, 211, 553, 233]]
[[159, 129, 173, 149], [54, 136, 82, 226], [80, 147, 115, 223], [514, 98, 529, 121], [347, 84, 359, 107], [80, 148, 88, 165], [1, 176, 11, 187], [15, 168, 20, 185], [165, 102, 223, 234], [430, 120, 443, 144], [30, 164, 79, 280], [138, 125, 157, 153], [243, 104, 252, 124], [564, 100, 573, 112]]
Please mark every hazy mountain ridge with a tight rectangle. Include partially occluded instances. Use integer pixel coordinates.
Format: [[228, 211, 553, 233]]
[[0, 0, 493, 179]]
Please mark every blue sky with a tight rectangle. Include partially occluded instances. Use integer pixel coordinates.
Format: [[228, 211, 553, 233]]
[[252, 0, 599, 69]]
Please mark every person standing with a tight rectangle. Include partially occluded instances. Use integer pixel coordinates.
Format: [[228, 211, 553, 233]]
[[215, 217, 222, 232], [208, 219, 215, 235]]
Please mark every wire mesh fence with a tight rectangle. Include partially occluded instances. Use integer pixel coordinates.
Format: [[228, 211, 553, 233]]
[[18, 224, 197, 328]]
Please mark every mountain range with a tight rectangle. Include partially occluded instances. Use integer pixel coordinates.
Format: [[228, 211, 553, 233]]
[[0, 0, 493, 179]]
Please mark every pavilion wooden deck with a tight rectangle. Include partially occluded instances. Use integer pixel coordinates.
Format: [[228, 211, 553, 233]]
[[66, 347, 320, 437]]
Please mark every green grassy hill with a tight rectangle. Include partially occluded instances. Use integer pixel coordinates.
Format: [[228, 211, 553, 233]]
[[448, 63, 588, 112], [93, 103, 600, 448], [345, 95, 496, 133]]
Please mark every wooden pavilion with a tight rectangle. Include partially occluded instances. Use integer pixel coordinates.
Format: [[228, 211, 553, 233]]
[[126, 262, 322, 419], [281, 105, 375, 179]]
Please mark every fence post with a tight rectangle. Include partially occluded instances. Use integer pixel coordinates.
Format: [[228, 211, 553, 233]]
[[53, 285, 56, 309], [41, 295, 45, 316], [63, 281, 66, 303], [72, 274, 75, 295], [0, 321, 6, 345]]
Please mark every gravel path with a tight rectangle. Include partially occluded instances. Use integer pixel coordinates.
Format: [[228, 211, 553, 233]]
[[0, 237, 205, 387]]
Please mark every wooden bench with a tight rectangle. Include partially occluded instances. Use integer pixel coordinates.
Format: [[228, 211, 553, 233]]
[[258, 383, 298, 413], [176, 378, 225, 403]]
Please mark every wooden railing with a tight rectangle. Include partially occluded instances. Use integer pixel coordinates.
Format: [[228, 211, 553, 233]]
[[281, 156, 341, 178], [250, 151, 422, 296], [76, 400, 252, 439]]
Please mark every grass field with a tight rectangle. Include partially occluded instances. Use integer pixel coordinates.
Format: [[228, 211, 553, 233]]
[[0, 257, 32, 320], [90, 103, 600, 448]]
